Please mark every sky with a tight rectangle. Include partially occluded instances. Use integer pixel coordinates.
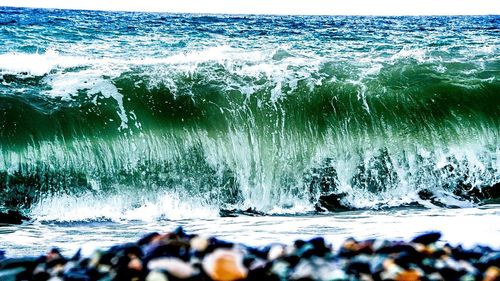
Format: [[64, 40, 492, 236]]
[[0, 0, 499, 15]]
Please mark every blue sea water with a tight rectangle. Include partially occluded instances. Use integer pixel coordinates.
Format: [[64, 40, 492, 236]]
[[0, 7, 499, 255]]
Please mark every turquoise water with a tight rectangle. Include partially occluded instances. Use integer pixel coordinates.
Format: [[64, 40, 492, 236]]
[[0, 7, 499, 254]]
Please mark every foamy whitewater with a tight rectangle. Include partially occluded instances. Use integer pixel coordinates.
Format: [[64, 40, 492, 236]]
[[0, 7, 499, 255]]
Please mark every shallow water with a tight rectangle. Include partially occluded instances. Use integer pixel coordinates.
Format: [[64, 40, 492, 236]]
[[1, 205, 499, 257]]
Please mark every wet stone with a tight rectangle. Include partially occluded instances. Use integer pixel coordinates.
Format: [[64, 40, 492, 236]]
[[411, 232, 442, 246], [0, 267, 26, 281], [0, 229, 498, 281]]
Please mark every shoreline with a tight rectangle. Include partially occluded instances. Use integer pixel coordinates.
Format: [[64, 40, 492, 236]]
[[1, 227, 498, 281]]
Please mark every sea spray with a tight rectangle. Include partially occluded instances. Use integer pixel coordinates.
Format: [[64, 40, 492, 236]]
[[0, 8, 499, 219]]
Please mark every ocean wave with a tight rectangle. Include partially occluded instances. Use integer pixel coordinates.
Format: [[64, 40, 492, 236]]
[[0, 12, 499, 218]]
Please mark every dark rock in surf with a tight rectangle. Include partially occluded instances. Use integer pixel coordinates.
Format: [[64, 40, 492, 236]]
[[482, 182, 500, 200], [439, 182, 499, 204], [219, 208, 266, 217], [316, 193, 350, 211], [417, 189, 451, 208], [219, 209, 239, 217], [0, 210, 29, 225]]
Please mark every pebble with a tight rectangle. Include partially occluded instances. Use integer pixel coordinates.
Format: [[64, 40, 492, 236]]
[[267, 244, 286, 260], [0, 228, 498, 281], [190, 235, 209, 252], [411, 231, 442, 245], [148, 257, 197, 279], [484, 266, 499, 281], [145, 270, 168, 281], [202, 248, 248, 281]]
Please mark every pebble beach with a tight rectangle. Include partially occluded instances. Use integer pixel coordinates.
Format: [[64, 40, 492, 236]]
[[1, 227, 499, 281]]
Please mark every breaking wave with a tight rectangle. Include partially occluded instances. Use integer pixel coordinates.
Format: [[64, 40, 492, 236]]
[[0, 11, 499, 220]]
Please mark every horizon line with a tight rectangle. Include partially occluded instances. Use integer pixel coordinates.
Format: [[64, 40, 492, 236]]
[[1, 5, 499, 17], [0, 0, 499, 17]]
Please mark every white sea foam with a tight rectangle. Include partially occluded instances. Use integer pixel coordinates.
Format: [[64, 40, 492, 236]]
[[43, 69, 129, 129], [0, 49, 89, 76], [30, 191, 219, 222], [391, 47, 427, 63], [0, 47, 325, 103]]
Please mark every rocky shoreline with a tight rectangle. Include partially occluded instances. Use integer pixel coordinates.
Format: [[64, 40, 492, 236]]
[[0, 228, 499, 281]]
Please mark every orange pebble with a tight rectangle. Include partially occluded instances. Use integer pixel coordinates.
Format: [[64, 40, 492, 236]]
[[128, 257, 143, 271], [483, 266, 499, 281], [202, 249, 248, 281], [396, 269, 421, 281]]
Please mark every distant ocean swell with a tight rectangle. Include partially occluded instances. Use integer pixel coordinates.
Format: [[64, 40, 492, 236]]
[[0, 9, 499, 220]]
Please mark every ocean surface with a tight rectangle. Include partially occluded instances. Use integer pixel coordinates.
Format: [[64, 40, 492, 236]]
[[0, 7, 499, 256]]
